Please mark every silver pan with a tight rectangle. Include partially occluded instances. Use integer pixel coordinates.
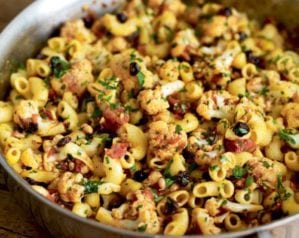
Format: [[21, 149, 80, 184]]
[[0, 0, 299, 237]]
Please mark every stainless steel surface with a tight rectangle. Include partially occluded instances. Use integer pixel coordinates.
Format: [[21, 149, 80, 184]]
[[0, 0, 299, 237]]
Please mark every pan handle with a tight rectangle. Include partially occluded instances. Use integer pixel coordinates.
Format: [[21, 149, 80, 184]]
[[257, 231, 272, 238]]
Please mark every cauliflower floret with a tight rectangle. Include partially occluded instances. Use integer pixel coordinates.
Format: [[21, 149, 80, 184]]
[[138, 88, 169, 115], [281, 103, 299, 129], [131, 189, 161, 234], [205, 198, 220, 216], [109, 50, 157, 91], [158, 60, 180, 81], [201, 16, 228, 43], [247, 159, 286, 189], [61, 59, 94, 97], [13, 100, 39, 131], [162, 0, 186, 16], [192, 208, 221, 235], [86, 41, 110, 74], [171, 29, 200, 59], [186, 128, 224, 166], [60, 19, 96, 43], [196, 90, 238, 120], [148, 120, 187, 160], [57, 172, 85, 203]]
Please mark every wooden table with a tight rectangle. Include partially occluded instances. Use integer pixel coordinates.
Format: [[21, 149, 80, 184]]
[[1, 1, 299, 238]]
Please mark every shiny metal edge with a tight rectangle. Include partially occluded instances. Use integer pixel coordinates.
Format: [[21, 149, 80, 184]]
[[0, 0, 299, 237]]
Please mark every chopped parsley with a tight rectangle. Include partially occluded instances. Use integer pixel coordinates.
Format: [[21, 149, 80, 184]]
[[179, 63, 190, 71], [104, 156, 110, 164], [164, 160, 173, 177], [262, 161, 271, 169], [232, 166, 247, 179], [130, 164, 137, 173], [209, 164, 219, 171], [259, 86, 269, 96], [136, 71, 145, 87], [91, 107, 102, 119], [152, 189, 163, 203], [50, 56, 70, 78], [124, 105, 139, 113], [220, 155, 228, 163], [175, 125, 183, 134], [279, 129, 298, 145], [83, 180, 104, 194], [165, 177, 175, 187], [98, 75, 118, 90], [277, 175, 291, 201], [245, 176, 254, 187], [137, 224, 147, 232]]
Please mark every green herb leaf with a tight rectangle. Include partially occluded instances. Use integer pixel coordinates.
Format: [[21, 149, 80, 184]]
[[262, 161, 271, 168], [209, 164, 219, 171], [277, 175, 291, 201], [164, 160, 173, 178], [259, 86, 269, 96], [279, 129, 297, 145], [137, 71, 145, 87], [137, 224, 147, 232], [245, 176, 254, 187], [165, 177, 175, 187], [220, 155, 228, 163], [98, 75, 118, 90], [91, 107, 102, 119], [232, 166, 247, 179], [175, 125, 183, 134], [105, 156, 110, 164], [50, 56, 70, 78], [152, 189, 163, 203], [130, 164, 137, 173], [83, 180, 104, 194]]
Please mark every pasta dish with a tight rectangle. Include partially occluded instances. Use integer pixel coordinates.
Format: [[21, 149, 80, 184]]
[[1, 0, 299, 235]]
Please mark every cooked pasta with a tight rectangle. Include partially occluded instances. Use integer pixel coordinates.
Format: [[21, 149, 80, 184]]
[[1, 0, 299, 235]]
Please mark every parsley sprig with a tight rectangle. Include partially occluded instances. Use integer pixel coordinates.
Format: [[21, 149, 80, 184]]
[[50, 56, 70, 78], [82, 180, 104, 194]]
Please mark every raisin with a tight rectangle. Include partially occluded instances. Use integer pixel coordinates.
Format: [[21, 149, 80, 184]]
[[238, 32, 248, 41], [175, 171, 191, 186], [219, 7, 232, 17], [57, 136, 71, 147], [129, 62, 140, 76], [246, 51, 263, 67], [233, 122, 250, 137], [163, 198, 179, 215], [83, 15, 95, 28], [134, 170, 149, 182], [24, 122, 38, 133], [116, 13, 128, 23]]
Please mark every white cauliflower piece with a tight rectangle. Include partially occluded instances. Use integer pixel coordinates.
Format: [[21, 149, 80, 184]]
[[205, 198, 221, 216], [61, 59, 94, 97], [131, 190, 161, 234], [60, 19, 96, 43], [57, 172, 85, 203], [13, 100, 39, 130], [196, 90, 237, 120], [171, 29, 200, 59], [138, 88, 169, 115], [192, 208, 221, 235], [109, 50, 157, 91], [148, 120, 187, 160], [281, 103, 299, 129]]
